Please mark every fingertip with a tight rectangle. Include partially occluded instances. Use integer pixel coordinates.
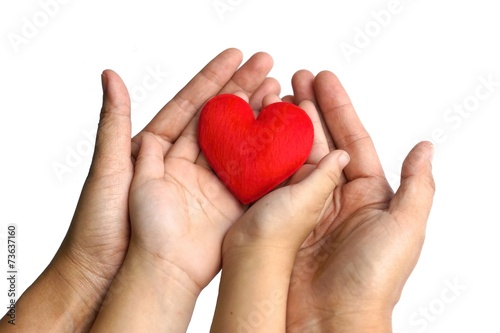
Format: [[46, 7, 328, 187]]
[[223, 47, 243, 58], [255, 51, 273, 64], [249, 77, 281, 110], [220, 48, 244, 67], [318, 150, 349, 172], [298, 100, 320, 125], [262, 77, 281, 94], [422, 141, 435, 162], [402, 141, 435, 179], [390, 142, 436, 228], [133, 133, 164, 184], [291, 70, 315, 104], [101, 71, 108, 94], [90, 70, 132, 178], [282, 95, 295, 104], [315, 70, 336, 80], [232, 91, 250, 103], [290, 150, 346, 222], [338, 150, 351, 169], [100, 69, 130, 114], [292, 69, 314, 84], [298, 100, 316, 114], [262, 93, 282, 107], [314, 71, 344, 92], [305, 151, 345, 197], [248, 51, 274, 71], [101, 69, 120, 86]]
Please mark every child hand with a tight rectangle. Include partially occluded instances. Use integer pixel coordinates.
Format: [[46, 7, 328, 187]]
[[89, 53, 281, 333], [210, 98, 350, 333]]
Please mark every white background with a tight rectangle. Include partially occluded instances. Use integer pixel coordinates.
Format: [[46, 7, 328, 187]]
[[1, 0, 499, 332]]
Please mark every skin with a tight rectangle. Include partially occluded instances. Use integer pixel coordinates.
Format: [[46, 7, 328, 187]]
[[0, 48, 280, 332], [0, 50, 435, 332], [210, 107, 351, 332], [210, 70, 434, 332], [282, 70, 436, 332], [90, 56, 282, 332]]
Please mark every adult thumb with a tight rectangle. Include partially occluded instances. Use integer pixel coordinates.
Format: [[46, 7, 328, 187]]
[[389, 141, 436, 230], [89, 70, 132, 178]]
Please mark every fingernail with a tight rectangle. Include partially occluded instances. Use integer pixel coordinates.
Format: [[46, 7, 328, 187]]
[[338, 151, 350, 168], [427, 142, 434, 162], [101, 72, 108, 94]]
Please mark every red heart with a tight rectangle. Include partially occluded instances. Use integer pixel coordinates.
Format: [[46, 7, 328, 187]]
[[198, 94, 313, 204]]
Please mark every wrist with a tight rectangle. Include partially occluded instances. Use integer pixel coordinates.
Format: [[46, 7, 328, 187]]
[[50, 249, 110, 329], [125, 241, 201, 297], [90, 241, 199, 333], [0, 251, 103, 332], [212, 247, 292, 332], [289, 307, 393, 333], [325, 308, 393, 333]]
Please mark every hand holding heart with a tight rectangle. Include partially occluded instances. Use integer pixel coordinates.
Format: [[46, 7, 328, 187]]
[[2, 49, 435, 333], [126, 93, 330, 293], [209, 95, 351, 332], [283, 70, 435, 332], [208, 71, 435, 332], [90, 66, 434, 333], [89, 52, 285, 333]]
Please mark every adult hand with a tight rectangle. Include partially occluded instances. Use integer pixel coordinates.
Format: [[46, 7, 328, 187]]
[[0, 48, 277, 332], [283, 71, 435, 332], [89, 51, 281, 333]]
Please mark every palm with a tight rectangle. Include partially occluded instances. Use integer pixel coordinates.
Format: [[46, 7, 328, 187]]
[[128, 70, 283, 290], [71, 170, 133, 269], [287, 175, 415, 327], [110, 50, 278, 291], [283, 70, 434, 331], [130, 153, 243, 288]]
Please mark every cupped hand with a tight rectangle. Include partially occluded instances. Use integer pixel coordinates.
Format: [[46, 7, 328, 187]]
[[63, 48, 276, 286], [10, 48, 278, 332], [283, 71, 436, 332], [127, 58, 282, 291]]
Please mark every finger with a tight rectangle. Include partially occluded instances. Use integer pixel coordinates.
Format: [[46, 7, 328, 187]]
[[289, 150, 350, 240], [282, 95, 294, 104], [248, 77, 281, 110], [165, 115, 199, 163], [89, 70, 132, 178], [291, 70, 316, 104], [314, 71, 385, 180], [218, 52, 274, 98], [131, 133, 165, 189], [232, 91, 249, 103], [298, 100, 329, 165], [292, 70, 336, 152], [136, 48, 243, 144], [389, 141, 435, 231], [262, 93, 282, 107], [292, 150, 349, 208]]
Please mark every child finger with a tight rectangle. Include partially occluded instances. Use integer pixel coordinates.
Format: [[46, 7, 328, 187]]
[[131, 133, 165, 189], [291, 150, 350, 226]]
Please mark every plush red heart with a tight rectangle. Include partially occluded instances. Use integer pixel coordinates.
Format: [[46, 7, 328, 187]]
[[198, 94, 314, 204]]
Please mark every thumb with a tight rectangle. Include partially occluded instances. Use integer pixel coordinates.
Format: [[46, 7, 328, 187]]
[[389, 141, 436, 229], [89, 70, 132, 178], [240, 150, 349, 250], [291, 150, 350, 226]]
